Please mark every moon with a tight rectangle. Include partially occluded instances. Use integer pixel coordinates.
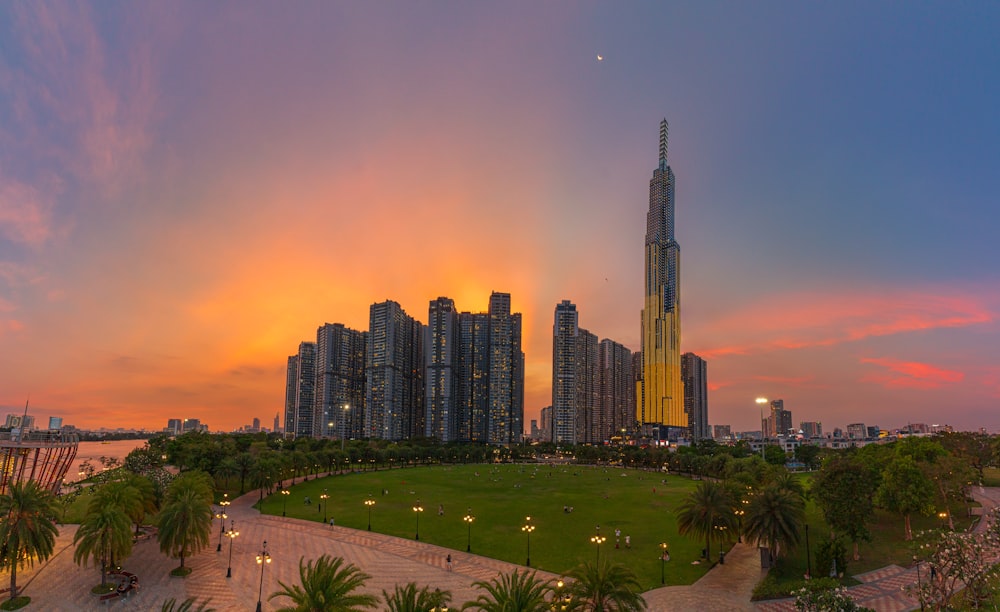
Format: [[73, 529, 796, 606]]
[[597, 54, 604, 61]]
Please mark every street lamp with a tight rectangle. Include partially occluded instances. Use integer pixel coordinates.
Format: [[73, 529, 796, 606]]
[[413, 500, 424, 540], [365, 496, 375, 531], [522, 516, 535, 567], [756, 397, 769, 458], [320, 489, 329, 524], [590, 526, 606, 564], [659, 542, 669, 584], [225, 521, 239, 578], [341, 404, 350, 452], [463, 509, 475, 552], [735, 508, 745, 543], [215, 505, 228, 552], [255, 540, 271, 612], [281, 489, 290, 517]]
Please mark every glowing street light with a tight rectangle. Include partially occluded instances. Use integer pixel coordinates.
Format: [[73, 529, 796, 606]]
[[590, 525, 606, 564], [225, 521, 239, 578], [365, 496, 376, 531], [413, 500, 424, 540], [463, 509, 475, 552], [281, 489, 290, 517], [320, 489, 329, 524], [756, 397, 769, 458], [215, 505, 228, 552], [255, 540, 272, 612], [660, 542, 669, 584], [522, 516, 535, 567]]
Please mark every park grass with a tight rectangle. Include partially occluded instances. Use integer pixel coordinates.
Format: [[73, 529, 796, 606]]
[[983, 467, 1000, 488], [258, 464, 719, 590]]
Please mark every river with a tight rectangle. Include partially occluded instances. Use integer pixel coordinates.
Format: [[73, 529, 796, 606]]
[[66, 438, 150, 483]]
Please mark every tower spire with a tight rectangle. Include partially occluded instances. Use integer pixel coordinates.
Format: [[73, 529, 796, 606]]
[[658, 119, 668, 169]]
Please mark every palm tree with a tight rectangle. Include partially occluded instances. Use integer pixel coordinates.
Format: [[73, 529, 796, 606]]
[[0, 481, 60, 600], [564, 561, 647, 611], [382, 582, 451, 612], [676, 481, 736, 561], [161, 597, 216, 612], [156, 471, 213, 570], [463, 569, 554, 612], [743, 484, 805, 562], [214, 458, 239, 490], [269, 554, 377, 611], [73, 505, 133, 587]]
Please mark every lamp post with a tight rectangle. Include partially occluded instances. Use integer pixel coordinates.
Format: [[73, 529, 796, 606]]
[[281, 489, 290, 517], [215, 505, 228, 552], [756, 397, 769, 458], [255, 540, 271, 612], [225, 521, 239, 578], [590, 526, 606, 564], [320, 489, 329, 524], [413, 500, 424, 540], [365, 496, 375, 531], [804, 523, 811, 579], [341, 404, 350, 452], [659, 542, 669, 584], [463, 509, 475, 552], [522, 516, 535, 567], [735, 508, 745, 543]]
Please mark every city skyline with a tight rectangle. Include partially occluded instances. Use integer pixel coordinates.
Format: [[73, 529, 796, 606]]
[[1, 4, 999, 432]]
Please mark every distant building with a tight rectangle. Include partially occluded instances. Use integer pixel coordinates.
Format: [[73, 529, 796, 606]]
[[48, 416, 63, 430], [252, 417, 260, 432], [366, 300, 424, 441], [182, 418, 201, 433], [286, 341, 317, 438], [713, 424, 731, 440], [485, 292, 524, 445], [681, 353, 709, 441], [600, 339, 635, 442], [539, 406, 552, 442], [866, 425, 880, 439], [4, 414, 35, 431], [765, 400, 792, 438], [426, 298, 461, 442], [800, 421, 822, 438], [846, 423, 867, 439], [552, 300, 580, 444], [273, 413, 280, 434], [316, 322, 367, 439], [166, 419, 182, 435]]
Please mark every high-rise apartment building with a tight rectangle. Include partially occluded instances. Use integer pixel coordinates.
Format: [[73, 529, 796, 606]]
[[552, 301, 579, 444], [846, 422, 867, 440], [285, 342, 317, 438], [713, 424, 732, 440], [764, 399, 792, 438], [426, 298, 461, 441], [458, 312, 490, 441], [315, 323, 367, 439], [641, 120, 685, 429], [487, 293, 524, 445], [600, 339, 635, 443], [574, 328, 599, 444], [365, 301, 424, 441], [681, 352, 709, 441]]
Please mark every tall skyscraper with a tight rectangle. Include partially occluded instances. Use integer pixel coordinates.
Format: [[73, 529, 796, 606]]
[[552, 300, 579, 444], [487, 292, 524, 445], [764, 399, 792, 438], [458, 311, 490, 441], [681, 352, 709, 441], [641, 119, 685, 429], [365, 301, 424, 441], [288, 342, 316, 438], [284, 356, 298, 436], [600, 339, 635, 443], [426, 297, 461, 441], [315, 322, 367, 439], [574, 328, 599, 444]]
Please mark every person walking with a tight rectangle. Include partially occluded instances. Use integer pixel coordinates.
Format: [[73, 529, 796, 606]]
[[446, 554, 452, 571], [615, 528, 621, 548], [625, 534, 631, 549]]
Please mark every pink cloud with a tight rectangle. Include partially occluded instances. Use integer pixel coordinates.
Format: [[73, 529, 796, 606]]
[[860, 357, 964, 390], [693, 286, 994, 359]]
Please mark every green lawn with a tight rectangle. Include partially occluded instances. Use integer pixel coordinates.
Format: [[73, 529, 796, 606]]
[[258, 464, 721, 590]]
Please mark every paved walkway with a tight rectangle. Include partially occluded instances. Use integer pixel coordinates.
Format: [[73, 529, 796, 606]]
[[6, 484, 998, 610]]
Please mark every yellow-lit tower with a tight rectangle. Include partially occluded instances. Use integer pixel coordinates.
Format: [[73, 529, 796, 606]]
[[640, 119, 685, 429]]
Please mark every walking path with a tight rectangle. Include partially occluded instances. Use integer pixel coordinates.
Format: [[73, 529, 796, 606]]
[[6, 484, 998, 610]]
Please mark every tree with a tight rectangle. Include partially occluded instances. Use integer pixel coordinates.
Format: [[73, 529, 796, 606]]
[[676, 481, 736, 561], [0, 481, 59, 601], [269, 554, 377, 611], [743, 484, 805, 561], [763, 445, 788, 466], [793, 444, 821, 470], [73, 505, 133, 587], [157, 471, 213, 569], [382, 582, 451, 612], [463, 569, 554, 612], [876, 455, 934, 540], [811, 456, 877, 560], [564, 561, 647, 611]]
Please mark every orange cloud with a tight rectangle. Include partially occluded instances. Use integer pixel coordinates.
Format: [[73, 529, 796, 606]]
[[860, 357, 964, 390]]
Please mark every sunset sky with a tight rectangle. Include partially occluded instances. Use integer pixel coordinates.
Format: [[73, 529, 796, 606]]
[[1, 3, 999, 433]]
